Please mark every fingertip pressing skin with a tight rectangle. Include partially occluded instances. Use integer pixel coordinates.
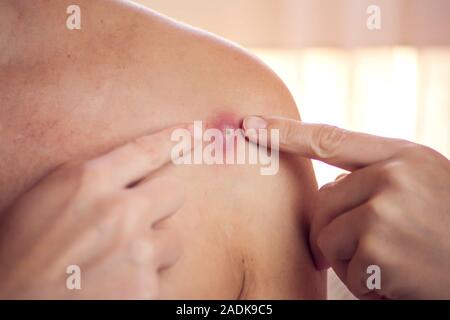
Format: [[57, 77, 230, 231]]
[[243, 116, 268, 131], [202, 111, 245, 160], [206, 111, 242, 132]]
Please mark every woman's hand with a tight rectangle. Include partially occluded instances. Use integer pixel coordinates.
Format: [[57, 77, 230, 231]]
[[243, 116, 450, 300], [0, 124, 195, 299]]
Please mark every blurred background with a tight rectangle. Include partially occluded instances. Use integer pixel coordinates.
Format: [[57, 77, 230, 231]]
[[134, 0, 450, 299]]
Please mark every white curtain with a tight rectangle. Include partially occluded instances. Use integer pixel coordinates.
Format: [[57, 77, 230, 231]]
[[254, 47, 450, 186]]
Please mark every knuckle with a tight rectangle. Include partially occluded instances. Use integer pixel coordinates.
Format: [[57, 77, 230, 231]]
[[365, 197, 391, 224], [77, 161, 107, 190], [312, 125, 347, 159], [148, 150, 163, 167], [400, 142, 445, 163], [378, 161, 409, 188], [90, 216, 122, 246], [365, 198, 383, 218], [96, 196, 135, 241], [125, 141, 152, 164], [409, 143, 430, 155], [359, 235, 381, 265], [279, 122, 296, 144], [398, 142, 431, 157], [132, 139, 162, 165], [359, 232, 394, 270], [130, 238, 158, 264]]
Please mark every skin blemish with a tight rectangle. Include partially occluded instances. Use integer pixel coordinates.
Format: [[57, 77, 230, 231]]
[[206, 111, 242, 132], [184, 112, 276, 173], [204, 112, 245, 160]]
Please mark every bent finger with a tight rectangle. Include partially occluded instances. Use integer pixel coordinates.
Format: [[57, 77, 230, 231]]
[[129, 176, 186, 226], [310, 165, 383, 268], [87, 124, 198, 192], [316, 203, 371, 269], [149, 229, 182, 271]]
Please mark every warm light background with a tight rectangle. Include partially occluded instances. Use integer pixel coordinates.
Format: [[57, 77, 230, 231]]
[[134, 0, 450, 299]]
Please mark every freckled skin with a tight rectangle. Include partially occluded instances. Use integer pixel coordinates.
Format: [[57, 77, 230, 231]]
[[0, 0, 325, 299]]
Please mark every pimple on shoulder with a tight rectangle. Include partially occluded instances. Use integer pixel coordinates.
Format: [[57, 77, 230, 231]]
[[201, 111, 248, 162], [206, 111, 242, 132]]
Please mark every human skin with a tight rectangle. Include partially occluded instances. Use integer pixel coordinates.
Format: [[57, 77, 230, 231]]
[[0, 125, 192, 299], [0, 0, 325, 299], [244, 116, 450, 300]]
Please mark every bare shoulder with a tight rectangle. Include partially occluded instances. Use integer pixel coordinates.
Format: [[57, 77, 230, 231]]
[[126, 5, 325, 299], [101, 0, 302, 120], [99, 1, 325, 299]]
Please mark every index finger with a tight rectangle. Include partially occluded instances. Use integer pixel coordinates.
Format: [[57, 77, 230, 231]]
[[87, 123, 200, 191], [243, 116, 409, 171]]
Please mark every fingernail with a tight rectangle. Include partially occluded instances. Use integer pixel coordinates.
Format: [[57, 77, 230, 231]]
[[245, 128, 258, 142], [243, 116, 267, 130]]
